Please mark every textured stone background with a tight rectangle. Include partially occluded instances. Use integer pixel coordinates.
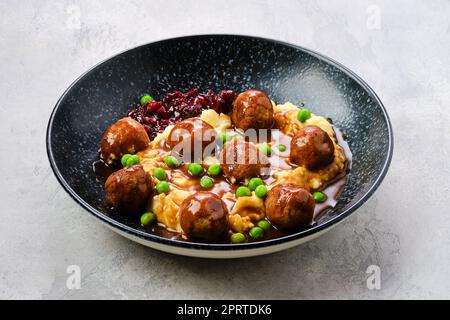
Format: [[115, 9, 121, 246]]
[[1, 0, 449, 299]]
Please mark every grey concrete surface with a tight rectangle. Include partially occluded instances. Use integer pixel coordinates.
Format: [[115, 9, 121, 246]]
[[1, 0, 449, 299]]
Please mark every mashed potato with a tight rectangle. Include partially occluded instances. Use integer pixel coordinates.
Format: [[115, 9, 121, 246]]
[[229, 193, 265, 233], [140, 104, 347, 234], [271, 102, 346, 191], [273, 102, 335, 137]]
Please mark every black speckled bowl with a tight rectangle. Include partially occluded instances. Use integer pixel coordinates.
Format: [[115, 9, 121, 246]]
[[47, 35, 393, 258]]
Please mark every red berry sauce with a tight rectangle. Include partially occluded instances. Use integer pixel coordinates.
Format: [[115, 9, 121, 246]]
[[127, 89, 237, 139]]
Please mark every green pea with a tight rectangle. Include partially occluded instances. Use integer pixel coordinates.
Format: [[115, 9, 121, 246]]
[[257, 220, 271, 231], [276, 144, 287, 152], [164, 155, 179, 168], [140, 94, 154, 105], [200, 176, 214, 189], [231, 233, 246, 244], [219, 132, 231, 144], [125, 154, 140, 167], [153, 168, 167, 180], [259, 143, 271, 156], [140, 212, 156, 226], [236, 186, 251, 198], [121, 154, 132, 167], [188, 163, 203, 176], [254, 185, 268, 198], [207, 164, 221, 176], [313, 191, 327, 203], [297, 108, 311, 122], [248, 177, 263, 191], [156, 181, 170, 194], [249, 226, 264, 239]]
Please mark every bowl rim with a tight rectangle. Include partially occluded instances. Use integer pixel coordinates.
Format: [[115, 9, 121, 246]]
[[46, 34, 393, 251]]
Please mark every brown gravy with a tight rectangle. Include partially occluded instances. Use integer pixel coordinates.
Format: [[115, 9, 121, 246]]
[[93, 126, 352, 243]]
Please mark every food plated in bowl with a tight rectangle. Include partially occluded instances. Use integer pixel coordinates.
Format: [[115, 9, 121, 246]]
[[96, 89, 352, 244], [47, 35, 392, 258]]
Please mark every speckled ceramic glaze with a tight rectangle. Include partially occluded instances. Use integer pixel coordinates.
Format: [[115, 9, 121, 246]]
[[47, 35, 393, 258]]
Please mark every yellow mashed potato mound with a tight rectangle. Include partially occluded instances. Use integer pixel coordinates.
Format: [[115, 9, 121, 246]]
[[272, 102, 346, 191], [139, 103, 347, 234], [229, 193, 265, 233]]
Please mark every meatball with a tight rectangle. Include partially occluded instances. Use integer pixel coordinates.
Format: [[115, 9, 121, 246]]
[[100, 117, 150, 164], [166, 118, 217, 162], [231, 89, 274, 131], [104, 165, 153, 213], [265, 184, 315, 230], [179, 192, 229, 241], [290, 125, 335, 170], [220, 139, 270, 183]]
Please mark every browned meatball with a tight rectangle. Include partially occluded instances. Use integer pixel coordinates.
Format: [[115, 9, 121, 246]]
[[220, 139, 270, 183], [104, 165, 153, 213], [179, 192, 229, 241], [100, 117, 150, 164], [290, 125, 335, 170], [166, 118, 217, 162], [265, 184, 315, 230], [231, 90, 274, 131]]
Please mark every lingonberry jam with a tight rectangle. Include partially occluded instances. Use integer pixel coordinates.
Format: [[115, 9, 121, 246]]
[[127, 89, 237, 139]]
